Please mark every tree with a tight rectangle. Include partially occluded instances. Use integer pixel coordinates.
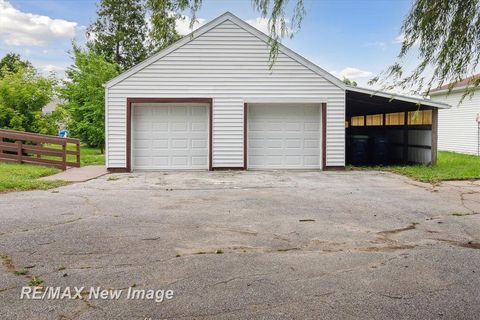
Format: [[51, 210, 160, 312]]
[[0, 53, 32, 78], [60, 46, 119, 152], [0, 65, 57, 135], [87, 0, 149, 70], [371, 0, 480, 97], [146, 0, 182, 53], [343, 78, 357, 87]]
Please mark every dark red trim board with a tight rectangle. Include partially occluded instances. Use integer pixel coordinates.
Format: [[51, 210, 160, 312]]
[[321, 103, 327, 170], [243, 103, 248, 170], [125, 97, 213, 172]]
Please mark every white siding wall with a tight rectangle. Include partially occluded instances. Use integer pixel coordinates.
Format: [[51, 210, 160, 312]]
[[213, 98, 244, 167], [107, 19, 345, 168], [432, 90, 480, 155]]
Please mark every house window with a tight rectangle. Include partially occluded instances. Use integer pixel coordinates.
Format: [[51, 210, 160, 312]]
[[366, 114, 383, 126], [385, 112, 405, 125], [408, 110, 432, 125], [351, 116, 365, 126]]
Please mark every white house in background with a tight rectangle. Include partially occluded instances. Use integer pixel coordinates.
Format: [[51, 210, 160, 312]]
[[104, 12, 449, 172], [430, 75, 480, 156]]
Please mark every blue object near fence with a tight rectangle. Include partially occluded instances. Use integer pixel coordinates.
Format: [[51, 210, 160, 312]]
[[59, 129, 69, 138]]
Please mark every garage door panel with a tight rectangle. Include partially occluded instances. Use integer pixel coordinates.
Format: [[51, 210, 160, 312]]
[[285, 122, 302, 131], [191, 139, 207, 149], [192, 156, 208, 166], [152, 139, 168, 149], [152, 157, 169, 166], [171, 121, 187, 131], [152, 122, 168, 132], [304, 156, 320, 166], [135, 121, 151, 131], [248, 104, 321, 169], [285, 155, 302, 165], [191, 106, 207, 115], [191, 122, 207, 131], [152, 108, 168, 116], [133, 104, 209, 170], [305, 122, 320, 131], [171, 139, 188, 149], [304, 139, 319, 148]]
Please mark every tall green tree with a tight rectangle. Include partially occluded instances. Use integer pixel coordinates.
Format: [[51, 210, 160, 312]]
[[146, 0, 182, 53], [87, 0, 148, 70], [0, 53, 32, 78], [0, 65, 57, 134], [60, 46, 119, 152]]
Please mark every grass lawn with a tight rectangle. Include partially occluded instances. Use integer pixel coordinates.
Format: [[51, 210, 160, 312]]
[[77, 145, 105, 166], [355, 151, 480, 183], [42, 144, 105, 166], [0, 163, 66, 193], [0, 145, 104, 193]]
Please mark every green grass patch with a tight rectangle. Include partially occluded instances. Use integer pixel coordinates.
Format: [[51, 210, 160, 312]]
[[44, 144, 104, 166], [78, 145, 104, 166], [0, 163, 66, 193], [352, 151, 480, 183]]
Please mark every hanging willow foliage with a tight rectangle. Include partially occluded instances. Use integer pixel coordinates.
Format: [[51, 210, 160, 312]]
[[370, 0, 480, 99]]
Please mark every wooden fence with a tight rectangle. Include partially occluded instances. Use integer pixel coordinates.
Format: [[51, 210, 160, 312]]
[[0, 129, 80, 170]]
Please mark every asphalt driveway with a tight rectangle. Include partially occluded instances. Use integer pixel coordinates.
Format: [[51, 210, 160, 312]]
[[1, 170, 480, 319]]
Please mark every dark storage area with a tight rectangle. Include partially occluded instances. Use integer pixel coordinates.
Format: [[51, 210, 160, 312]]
[[345, 88, 439, 166]]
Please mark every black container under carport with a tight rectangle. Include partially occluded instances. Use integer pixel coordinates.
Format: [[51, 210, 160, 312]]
[[372, 135, 389, 165], [349, 135, 369, 165]]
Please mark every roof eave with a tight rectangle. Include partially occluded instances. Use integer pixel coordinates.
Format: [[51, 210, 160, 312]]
[[347, 85, 451, 109]]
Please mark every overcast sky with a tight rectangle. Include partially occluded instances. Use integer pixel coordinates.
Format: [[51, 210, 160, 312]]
[[0, 0, 414, 87]]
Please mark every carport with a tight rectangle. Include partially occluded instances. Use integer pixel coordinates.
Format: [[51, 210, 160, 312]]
[[345, 87, 450, 166]]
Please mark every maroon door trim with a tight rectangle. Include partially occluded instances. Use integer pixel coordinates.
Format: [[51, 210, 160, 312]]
[[321, 103, 327, 170], [243, 102, 248, 170], [125, 97, 213, 172]]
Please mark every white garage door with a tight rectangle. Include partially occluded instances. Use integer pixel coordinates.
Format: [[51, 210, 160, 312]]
[[248, 103, 321, 169], [132, 103, 209, 170]]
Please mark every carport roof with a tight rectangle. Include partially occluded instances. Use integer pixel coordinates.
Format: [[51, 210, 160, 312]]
[[346, 86, 451, 109]]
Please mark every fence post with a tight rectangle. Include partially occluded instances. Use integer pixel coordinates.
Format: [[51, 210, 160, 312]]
[[62, 141, 67, 170], [76, 141, 80, 167], [16, 140, 22, 164]]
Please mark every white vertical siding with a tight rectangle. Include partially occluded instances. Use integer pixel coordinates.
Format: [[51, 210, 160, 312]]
[[106, 18, 345, 169], [326, 94, 345, 167], [432, 90, 480, 155], [213, 98, 244, 167]]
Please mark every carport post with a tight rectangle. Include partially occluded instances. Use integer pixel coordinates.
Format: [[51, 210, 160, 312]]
[[431, 108, 438, 165], [403, 112, 409, 164]]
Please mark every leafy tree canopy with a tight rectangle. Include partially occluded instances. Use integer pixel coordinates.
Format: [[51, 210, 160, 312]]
[[87, 0, 196, 70], [87, 0, 149, 70], [371, 0, 480, 97], [60, 45, 119, 151], [146, 0, 182, 53], [0, 53, 32, 78], [343, 78, 357, 87], [0, 64, 57, 134]]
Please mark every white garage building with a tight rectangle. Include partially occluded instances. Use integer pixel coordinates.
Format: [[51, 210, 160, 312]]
[[105, 12, 449, 172]]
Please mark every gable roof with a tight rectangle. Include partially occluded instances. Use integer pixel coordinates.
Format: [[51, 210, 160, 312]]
[[105, 12, 346, 89], [430, 73, 480, 95]]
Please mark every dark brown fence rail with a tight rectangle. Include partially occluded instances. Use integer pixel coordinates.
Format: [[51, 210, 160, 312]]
[[0, 129, 80, 170]]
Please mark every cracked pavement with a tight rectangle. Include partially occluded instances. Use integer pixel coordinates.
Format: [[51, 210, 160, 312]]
[[0, 170, 480, 319]]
